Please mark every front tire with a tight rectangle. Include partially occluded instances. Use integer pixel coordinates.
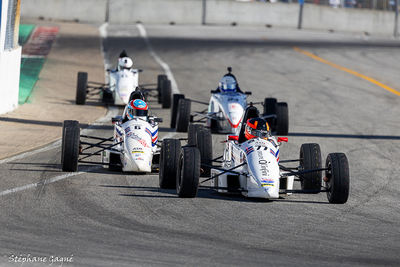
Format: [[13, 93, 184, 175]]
[[276, 102, 289, 135], [157, 74, 167, 104], [61, 126, 80, 172], [170, 94, 185, 128], [76, 72, 88, 105], [61, 120, 79, 165], [325, 153, 350, 204], [299, 143, 322, 191], [159, 139, 181, 189], [175, 98, 191, 132], [177, 147, 201, 198], [161, 79, 172, 109], [188, 124, 212, 177]]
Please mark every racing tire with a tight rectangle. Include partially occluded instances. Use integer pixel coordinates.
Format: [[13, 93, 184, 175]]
[[194, 125, 213, 177], [109, 153, 123, 172], [157, 74, 167, 104], [62, 126, 80, 172], [177, 147, 200, 198], [188, 124, 203, 146], [61, 120, 79, 165], [161, 79, 172, 109], [299, 143, 322, 192], [325, 153, 349, 204], [76, 72, 88, 105], [170, 94, 185, 128], [175, 98, 191, 132], [276, 102, 289, 136], [263, 98, 277, 116], [159, 139, 181, 189]]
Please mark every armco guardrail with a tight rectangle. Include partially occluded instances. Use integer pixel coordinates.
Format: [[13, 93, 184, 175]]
[[20, 0, 396, 35]]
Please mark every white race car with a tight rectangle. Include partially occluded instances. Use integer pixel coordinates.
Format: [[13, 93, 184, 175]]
[[75, 50, 172, 108], [159, 105, 350, 204], [171, 67, 289, 135], [61, 99, 163, 173]]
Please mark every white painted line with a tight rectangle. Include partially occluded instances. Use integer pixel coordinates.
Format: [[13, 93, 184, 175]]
[[0, 141, 61, 164], [136, 23, 180, 95], [0, 166, 102, 196], [0, 107, 118, 165]]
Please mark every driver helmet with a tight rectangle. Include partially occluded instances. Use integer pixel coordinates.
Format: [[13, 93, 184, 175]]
[[245, 118, 270, 140], [127, 99, 148, 120], [219, 76, 237, 93], [118, 57, 133, 70]]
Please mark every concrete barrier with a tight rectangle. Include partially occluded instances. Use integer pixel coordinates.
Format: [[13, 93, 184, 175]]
[[20, 0, 107, 23], [0, 47, 22, 115], [20, 0, 397, 35]]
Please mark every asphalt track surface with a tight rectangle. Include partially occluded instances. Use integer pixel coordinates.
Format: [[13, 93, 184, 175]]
[[1, 24, 400, 266]]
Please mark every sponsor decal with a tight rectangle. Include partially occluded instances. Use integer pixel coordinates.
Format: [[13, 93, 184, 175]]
[[261, 178, 274, 187], [138, 139, 149, 148], [257, 150, 269, 176], [126, 132, 141, 140], [125, 127, 130, 133], [132, 151, 144, 154], [116, 128, 123, 137], [245, 146, 254, 156], [145, 128, 152, 137]]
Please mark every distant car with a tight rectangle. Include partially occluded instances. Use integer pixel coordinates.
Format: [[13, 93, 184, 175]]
[[160, 105, 350, 204], [61, 100, 163, 173], [171, 67, 289, 135], [75, 50, 172, 108]]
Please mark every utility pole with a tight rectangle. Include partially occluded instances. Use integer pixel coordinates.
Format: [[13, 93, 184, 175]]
[[395, 0, 399, 36], [202, 0, 207, 25], [298, 0, 304, 29]]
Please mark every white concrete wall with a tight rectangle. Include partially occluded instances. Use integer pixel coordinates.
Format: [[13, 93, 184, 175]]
[[0, 47, 22, 115], [302, 5, 394, 35], [20, 0, 397, 35], [20, 0, 107, 22], [109, 0, 203, 24]]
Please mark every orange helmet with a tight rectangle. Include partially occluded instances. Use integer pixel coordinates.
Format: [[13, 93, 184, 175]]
[[245, 118, 270, 140]]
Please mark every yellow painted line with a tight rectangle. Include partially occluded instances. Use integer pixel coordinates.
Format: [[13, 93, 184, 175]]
[[293, 46, 400, 97]]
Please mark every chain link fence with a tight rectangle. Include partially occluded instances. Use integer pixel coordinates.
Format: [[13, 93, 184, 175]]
[[253, 0, 398, 11]]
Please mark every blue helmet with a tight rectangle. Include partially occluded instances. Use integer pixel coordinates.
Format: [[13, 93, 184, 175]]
[[127, 99, 148, 119], [219, 76, 237, 93]]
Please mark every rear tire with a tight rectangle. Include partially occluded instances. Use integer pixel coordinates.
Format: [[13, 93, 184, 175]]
[[161, 79, 172, 109], [276, 102, 289, 135], [62, 126, 80, 172], [76, 72, 87, 105], [177, 147, 200, 198], [171, 94, 185, 128], [157, 74, 167, 104], [176, 99, 191, 132], [159, 139, 181, 189], [325, 153, 350, 204], [299, 143, 322, 191]]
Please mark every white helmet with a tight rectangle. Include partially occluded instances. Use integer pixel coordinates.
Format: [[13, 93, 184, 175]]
[[219, 76, 237, 93], [118, 57, 133, 70]]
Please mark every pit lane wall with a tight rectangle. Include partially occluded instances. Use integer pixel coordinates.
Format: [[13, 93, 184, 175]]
[[20, 0, 396, 35], [0, 47, 22, 115]]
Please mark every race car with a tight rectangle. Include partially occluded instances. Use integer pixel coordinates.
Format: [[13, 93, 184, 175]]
[[61, 98, 163, 173], [171, 67, 289, 135], [159, 105, 350, 204], [75, 50, 172, 108]]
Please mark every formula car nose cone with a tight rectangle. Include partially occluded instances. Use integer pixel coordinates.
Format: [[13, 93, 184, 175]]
[[227, 103, 243, 128]]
